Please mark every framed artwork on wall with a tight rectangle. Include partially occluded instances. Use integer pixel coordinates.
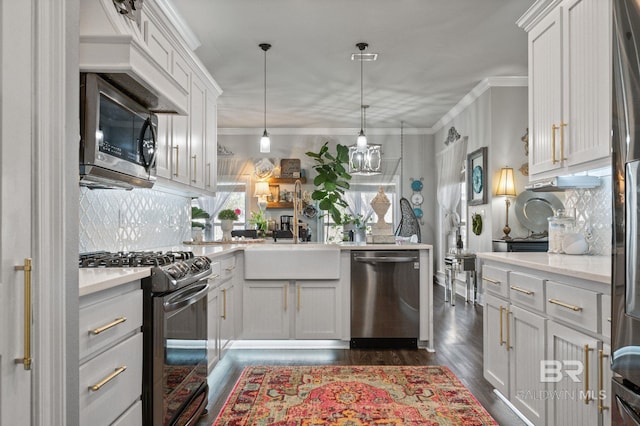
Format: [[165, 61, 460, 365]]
[[467, 147, 488, 206]]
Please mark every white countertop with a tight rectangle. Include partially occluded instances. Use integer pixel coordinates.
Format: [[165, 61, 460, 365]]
[[79, 243, 433, 296], [476, 252, 611, 284]]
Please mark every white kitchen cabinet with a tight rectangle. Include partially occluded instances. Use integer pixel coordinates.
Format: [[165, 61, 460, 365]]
[[218, 276, 235, 355], [242, 279, 342, 340], [547, 320, 600, 426], [204, 97, 218, 191], [519, 0, 611, 180], [189, 74, 207, 189], [206, 260, 221, 372], [601, 343, 612, 426], [79, 281, 142, 426], [483, 293, 510, 396]]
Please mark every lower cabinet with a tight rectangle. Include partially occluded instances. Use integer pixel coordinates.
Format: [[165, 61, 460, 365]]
[[484, 293, 547, 425], [243, 280, 341, 339], [218, 278, 235, 353], [79, 281, 142, 425]]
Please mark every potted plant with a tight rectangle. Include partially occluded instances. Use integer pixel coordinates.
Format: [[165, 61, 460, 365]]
[[248, 210, 267, 237], [305, 142, 351, 224], [218, 208, 240, 241], [342, 213, 369, 242], [191, 207, 210, 242]]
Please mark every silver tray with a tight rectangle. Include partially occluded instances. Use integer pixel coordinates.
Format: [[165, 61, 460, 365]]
[[514, 190, 564, 233]]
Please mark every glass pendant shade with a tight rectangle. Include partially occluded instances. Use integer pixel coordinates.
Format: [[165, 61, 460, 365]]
[[260, 130, 270, 153], [348, 144, 381, 176], [356, 130, 367, 150]]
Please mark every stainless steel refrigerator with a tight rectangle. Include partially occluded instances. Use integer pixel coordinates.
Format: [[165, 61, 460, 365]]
[[612, 0, 640, 423]]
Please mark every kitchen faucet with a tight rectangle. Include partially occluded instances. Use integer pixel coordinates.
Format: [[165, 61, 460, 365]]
[[292, 179, 302, 243]]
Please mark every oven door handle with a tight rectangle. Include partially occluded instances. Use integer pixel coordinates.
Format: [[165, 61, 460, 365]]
[[164, 282, 210, 312]]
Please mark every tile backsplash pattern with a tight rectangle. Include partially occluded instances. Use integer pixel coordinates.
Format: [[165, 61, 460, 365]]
[[79, 187, 190, 253], [564, 175, 612, 256]]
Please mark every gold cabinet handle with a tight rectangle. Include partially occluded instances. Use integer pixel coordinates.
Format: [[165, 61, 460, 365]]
[[225, 265, 236, 272], [297, 284, 301, 312], [510, 285, 534, 296], [552, 124, 559, 164], [89, 366, 127, 392], [191, 155, 197, 183], [548, 298, 583, 311], [598, 349, 609, 412], [14, 258, 32, 370], [506, 308, 511, 351], [173, 146, 179, 176], [209, 274, 220, 280], [221, 288, 227, 320], [206, 163, 212, 187], [560, 122, 568, 161], [483, 277, 500, 285], [499, 306, 504, 346], [90, 317, 126, 335], [585, 345, 591, 404]]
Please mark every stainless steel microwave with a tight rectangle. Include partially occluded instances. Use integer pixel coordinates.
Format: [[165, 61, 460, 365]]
[[79, 73, 157, 189]]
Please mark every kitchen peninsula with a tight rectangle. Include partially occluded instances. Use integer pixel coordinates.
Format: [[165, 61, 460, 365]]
[[79, 242, 434, 356]]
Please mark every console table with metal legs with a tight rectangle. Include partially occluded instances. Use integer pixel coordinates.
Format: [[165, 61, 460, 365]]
[[444, 254, 477, 306]]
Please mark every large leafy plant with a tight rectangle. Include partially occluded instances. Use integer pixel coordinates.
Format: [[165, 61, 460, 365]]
[[305, 142, 351, 224]]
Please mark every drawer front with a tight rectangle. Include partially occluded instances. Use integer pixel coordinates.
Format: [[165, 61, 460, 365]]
[[546, 281, 599, 332], [79, 289, 142, 360], [111, 400, 142, 426], [80, 333, 143, 426], [508, 272, 545, 312], [482, 265, 509, 298], [602, 294, 611, 339], [209, 261, 221, 283], [221, 256, 237, 279]]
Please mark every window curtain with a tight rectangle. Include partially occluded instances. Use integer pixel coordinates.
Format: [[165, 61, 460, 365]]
[[436, 136, 468, 233], [195, 156, 252, 217]]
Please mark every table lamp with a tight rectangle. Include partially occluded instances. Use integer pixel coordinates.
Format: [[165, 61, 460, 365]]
[[496, 166, 517, 240], [254, 181, 271, 211]]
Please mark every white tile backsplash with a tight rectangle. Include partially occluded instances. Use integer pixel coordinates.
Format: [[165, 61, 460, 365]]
[[564, 175, 612, 255], [79, 187, 190, 253]]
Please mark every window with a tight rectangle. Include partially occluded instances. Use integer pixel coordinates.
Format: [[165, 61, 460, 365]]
[[194, 180, 247, 241]]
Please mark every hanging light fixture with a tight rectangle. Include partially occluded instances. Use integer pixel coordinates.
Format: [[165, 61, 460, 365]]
[[349, 105, 382, 175], [259, 43, 271, 153], [355, 42, 368, 150]]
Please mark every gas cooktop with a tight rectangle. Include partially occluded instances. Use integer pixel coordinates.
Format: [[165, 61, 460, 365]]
[[79, 250, 212, 292]]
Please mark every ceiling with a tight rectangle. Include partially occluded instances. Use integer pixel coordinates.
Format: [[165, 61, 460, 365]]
[[168, 0, 532, 131]]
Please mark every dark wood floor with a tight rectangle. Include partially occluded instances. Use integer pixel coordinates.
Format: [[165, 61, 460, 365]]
[[197, 283, 525, 425]]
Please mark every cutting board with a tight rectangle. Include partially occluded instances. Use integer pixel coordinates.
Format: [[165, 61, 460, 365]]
[[183, 239, 266, 245]]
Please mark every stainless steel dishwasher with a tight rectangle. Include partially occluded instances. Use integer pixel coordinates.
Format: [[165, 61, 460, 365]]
[[350, 250, 420, 349]]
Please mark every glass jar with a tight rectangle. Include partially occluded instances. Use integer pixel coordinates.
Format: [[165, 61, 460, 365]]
[[547, 209, 575, 253]]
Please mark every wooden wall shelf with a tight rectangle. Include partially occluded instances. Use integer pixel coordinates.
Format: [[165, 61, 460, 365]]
[[268, 177, 307, 184], [266, 202, 294, 209]]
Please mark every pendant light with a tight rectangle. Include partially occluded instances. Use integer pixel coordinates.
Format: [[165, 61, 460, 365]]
[[349, 105, 382, 176], [355, 42, 368, 150], [259, 43, 271, 153]]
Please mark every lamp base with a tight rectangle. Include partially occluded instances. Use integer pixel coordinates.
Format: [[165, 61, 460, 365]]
[[501, 225, 512, 240]]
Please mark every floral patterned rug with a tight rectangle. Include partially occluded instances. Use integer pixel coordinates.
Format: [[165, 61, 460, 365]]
[[213, 365, 497, 425]]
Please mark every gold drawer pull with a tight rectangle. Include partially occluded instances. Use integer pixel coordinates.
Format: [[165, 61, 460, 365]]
[[499, 306, 504, 346], [548, 298, 582, 312], [14, 258, 33, 370], [209, 274, 220, 280], [225, 265, 236, 272], [552, 124, 559, 164], [483, 277, 500, 285], [584, 345, 591, 404], [599, 349, 609, 412], [90, 317, 127, 335], [506, 308, 511, 351], [90, 366, 127, 392], [510, 285, 534, 296]]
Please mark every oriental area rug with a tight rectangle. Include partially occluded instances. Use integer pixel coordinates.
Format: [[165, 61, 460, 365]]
[[212, 365, 497, 425]]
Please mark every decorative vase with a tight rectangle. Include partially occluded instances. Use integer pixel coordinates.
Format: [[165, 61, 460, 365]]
[[220, 219, 234, 242]]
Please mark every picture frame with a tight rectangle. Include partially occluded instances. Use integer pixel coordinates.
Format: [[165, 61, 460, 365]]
[[467, 147, 488, 206]]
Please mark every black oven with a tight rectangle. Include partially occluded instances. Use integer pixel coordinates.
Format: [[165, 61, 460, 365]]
[[143, 280, 210, 426]]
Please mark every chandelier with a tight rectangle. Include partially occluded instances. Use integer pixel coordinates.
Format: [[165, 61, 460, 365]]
[[349, 105, 381, 175]]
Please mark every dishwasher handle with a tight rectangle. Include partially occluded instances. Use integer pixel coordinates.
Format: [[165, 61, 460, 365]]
[[354, 255, 418, 263]]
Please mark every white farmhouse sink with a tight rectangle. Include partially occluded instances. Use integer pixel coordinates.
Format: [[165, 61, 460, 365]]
[[244, 244, 340, 279]]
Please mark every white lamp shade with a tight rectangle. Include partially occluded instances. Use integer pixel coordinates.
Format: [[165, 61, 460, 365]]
[[254, 181, 271, 197], [496, 167, 517, 196], [356, 131, 367, 150], [260, 132, 270, 153]]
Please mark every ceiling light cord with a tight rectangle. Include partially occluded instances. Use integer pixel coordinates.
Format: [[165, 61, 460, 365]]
[[356, 42, 368, 150], [259, 43, 271, 153]]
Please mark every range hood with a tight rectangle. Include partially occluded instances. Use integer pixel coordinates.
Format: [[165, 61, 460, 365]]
[[79, 0, 188, 114], [524, 176, 601, 192]]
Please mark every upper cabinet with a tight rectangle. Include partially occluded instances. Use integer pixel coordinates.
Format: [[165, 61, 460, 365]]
[[518, 0, 611, 180], [80, 0, 222, 196]]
